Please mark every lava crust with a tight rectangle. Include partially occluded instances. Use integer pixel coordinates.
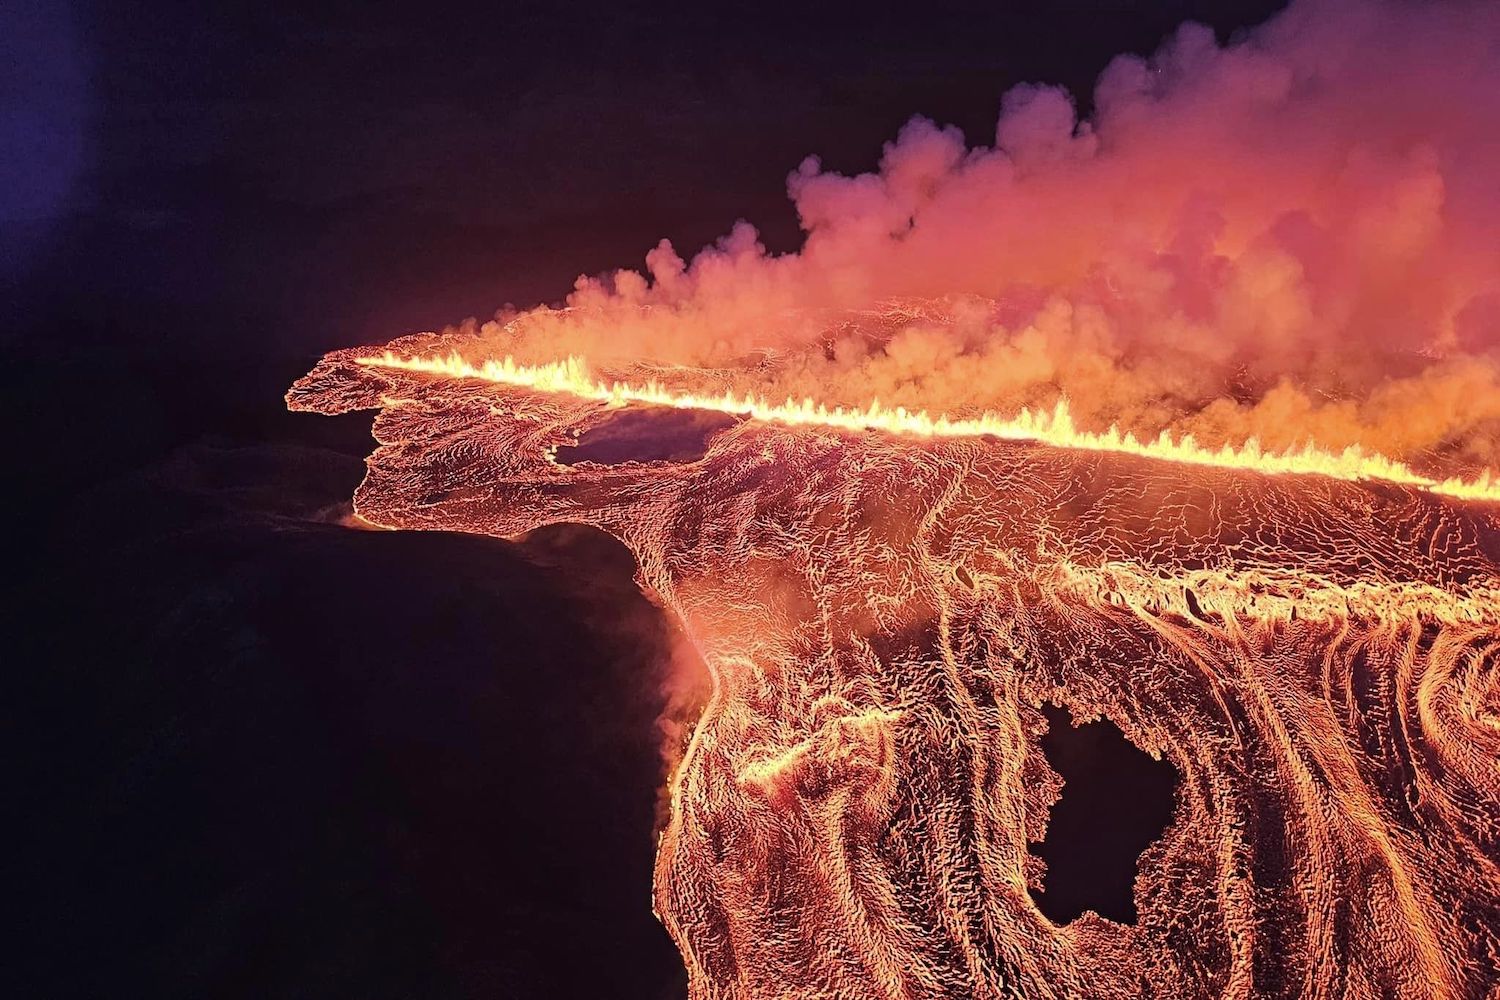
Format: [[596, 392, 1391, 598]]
[[290, 343, 1500, 1000]]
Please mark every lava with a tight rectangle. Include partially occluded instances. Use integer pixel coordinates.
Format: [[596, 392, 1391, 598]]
[[285, 0, 1500, 990], [289, 335, 1500, 998], [354, 349, 1500, 503]]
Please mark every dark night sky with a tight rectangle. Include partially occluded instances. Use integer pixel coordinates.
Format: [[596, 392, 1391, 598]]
[[8, 0, 1287, 357], [9, 3, 1285, 998]]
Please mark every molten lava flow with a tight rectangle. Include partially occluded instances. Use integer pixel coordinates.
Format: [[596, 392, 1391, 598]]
[[283, 0, 1500, 987], [355, 350, 1500, 503], [290, 340, 1500, 999]]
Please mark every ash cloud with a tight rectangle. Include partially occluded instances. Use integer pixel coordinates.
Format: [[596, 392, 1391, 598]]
[[463, 0, 1500, 474]]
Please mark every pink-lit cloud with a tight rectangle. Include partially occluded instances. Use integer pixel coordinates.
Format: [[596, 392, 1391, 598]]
[[446, 0, 1500, 473]]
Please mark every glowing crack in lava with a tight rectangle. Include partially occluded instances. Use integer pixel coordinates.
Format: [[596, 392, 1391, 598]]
[[288, 331, 1500, 999]]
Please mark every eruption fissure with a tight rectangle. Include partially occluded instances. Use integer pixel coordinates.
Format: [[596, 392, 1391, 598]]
[[356, 350, 1500, 501]]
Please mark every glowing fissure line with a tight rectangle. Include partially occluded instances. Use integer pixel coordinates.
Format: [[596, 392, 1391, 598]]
[[355, 351, 1500, 502]]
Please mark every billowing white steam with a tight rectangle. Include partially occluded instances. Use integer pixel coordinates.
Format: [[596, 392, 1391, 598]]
[[450, 0, 1500, 474]]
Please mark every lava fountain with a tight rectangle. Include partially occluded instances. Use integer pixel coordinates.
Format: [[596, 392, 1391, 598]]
[[288, 0, 1500, 994]]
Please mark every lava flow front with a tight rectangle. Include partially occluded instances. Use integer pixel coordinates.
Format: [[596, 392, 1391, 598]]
[[289, 331, 1500, 999]]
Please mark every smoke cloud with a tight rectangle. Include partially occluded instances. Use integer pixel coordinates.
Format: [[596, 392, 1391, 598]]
[[449, 0, 1500, 474]]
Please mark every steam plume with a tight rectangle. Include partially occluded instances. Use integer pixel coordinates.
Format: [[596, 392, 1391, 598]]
[[449, 0, 1500, 476]]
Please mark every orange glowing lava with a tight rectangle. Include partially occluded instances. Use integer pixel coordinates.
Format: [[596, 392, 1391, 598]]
[[290, 330, 1500, 999], [355, 349, 1500, 503]]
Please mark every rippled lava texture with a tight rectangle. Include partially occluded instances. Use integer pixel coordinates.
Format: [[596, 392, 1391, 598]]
[[291, 343, 1500, 1000]]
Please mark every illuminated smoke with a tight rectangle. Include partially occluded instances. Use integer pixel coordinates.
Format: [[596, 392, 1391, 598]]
[[443, 0, 1500, 478], [286, 3, 1500, 996]]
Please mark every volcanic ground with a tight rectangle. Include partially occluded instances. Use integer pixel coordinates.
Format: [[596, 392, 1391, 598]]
[[287, 337, 1500, 1000]]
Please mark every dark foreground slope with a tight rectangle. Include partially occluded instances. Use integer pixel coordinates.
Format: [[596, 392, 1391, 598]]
[[8, 360, 690, 999]]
